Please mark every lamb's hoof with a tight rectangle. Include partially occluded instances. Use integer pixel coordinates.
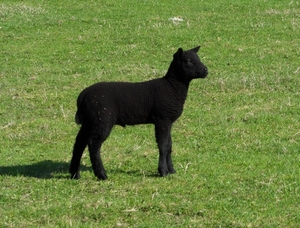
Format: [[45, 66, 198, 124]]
[[158, 168, 176, 177], [158, 168, 169, 177], [97, 172, 108, 180], [168, 168, 176, 174]]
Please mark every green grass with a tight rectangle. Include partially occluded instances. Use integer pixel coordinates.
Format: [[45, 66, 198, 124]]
[[1, 0, 300, 227]]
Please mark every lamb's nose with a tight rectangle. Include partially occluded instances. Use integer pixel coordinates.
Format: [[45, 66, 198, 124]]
[[204, 67, 208, 74]]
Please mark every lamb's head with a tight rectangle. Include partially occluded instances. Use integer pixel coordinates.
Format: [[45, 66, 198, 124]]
[[170, 46, 208, 83]]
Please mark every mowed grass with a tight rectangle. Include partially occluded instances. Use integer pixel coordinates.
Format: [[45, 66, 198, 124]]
[[1, 0, 300, 227]]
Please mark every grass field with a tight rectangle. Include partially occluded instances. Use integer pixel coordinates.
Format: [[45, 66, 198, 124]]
[[1, 0, 300, 227]]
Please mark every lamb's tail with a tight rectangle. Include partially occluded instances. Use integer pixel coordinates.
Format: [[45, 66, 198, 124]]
[[75, 90, 86, 125], [75, 110, 82, 125], [75, 89, 87, 124]]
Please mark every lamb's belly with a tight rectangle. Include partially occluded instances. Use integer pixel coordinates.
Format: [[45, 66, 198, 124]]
[[116, 114, 152, 127]]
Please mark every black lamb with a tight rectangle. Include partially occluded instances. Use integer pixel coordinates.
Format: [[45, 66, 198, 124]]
[[69, 46, 208, 180]]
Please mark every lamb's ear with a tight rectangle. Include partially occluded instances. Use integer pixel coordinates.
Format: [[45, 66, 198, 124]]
[[190, 46, 200, 53], [173, 48, 183, 60]]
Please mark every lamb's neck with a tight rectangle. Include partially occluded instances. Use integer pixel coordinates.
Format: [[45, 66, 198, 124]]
[[164, 71, 189, 100], [165, 66, 190, 87]]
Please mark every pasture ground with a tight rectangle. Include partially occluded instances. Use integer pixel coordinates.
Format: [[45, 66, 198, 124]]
[[1, 0, 300, 227]]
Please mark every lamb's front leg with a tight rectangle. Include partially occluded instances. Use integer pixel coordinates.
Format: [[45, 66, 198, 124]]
[[166, 134, 176, 174], [155, 121, 174, 176]]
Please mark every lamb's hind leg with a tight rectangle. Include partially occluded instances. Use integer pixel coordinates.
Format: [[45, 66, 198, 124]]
[[88, 125, 112, 180], [70, 126, 89, 179]]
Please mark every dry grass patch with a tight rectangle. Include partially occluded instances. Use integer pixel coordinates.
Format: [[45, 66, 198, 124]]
[[0, 3, 45, 18]]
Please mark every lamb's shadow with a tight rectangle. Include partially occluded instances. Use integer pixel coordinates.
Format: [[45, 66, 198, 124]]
[[0, 160, 88, 179], [0, 160, 159, 179]]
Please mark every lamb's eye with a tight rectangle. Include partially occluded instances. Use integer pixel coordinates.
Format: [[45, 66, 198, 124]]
[[187, 59, 194, 67]]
